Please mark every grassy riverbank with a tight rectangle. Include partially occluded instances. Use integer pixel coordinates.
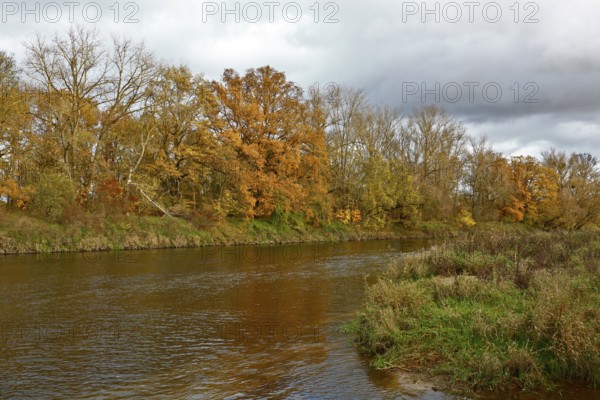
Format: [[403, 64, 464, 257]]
[[348, 230, 600, 393], [0, 209, 462, 255]]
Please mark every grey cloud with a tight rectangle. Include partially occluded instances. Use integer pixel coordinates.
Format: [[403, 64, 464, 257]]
[[1, 0, 599, 157]]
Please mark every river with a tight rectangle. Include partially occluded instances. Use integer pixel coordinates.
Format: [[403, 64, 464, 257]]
[[0, 240, 596, 399]]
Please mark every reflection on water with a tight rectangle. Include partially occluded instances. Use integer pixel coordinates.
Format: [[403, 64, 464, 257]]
[[0, 240, 445, 399], [0, 240, 594, 399]]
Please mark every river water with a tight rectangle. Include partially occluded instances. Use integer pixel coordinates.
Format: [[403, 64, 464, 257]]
[[0, 240, 597, 399]]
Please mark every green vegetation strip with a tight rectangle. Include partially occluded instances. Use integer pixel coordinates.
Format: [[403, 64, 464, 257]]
[[348, 231, 600, 392], [0, 209, 461, 255]]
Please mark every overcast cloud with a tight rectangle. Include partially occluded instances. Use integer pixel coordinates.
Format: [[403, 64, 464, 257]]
[[1, 0, 599, 157]]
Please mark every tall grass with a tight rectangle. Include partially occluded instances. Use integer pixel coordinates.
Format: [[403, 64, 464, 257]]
[[350, 231, 600, 392]]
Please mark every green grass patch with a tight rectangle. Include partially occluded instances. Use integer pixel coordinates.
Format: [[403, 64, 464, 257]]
[[349, 231, 600, 393]]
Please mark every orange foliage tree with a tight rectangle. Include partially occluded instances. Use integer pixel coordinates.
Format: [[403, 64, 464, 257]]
[[500, 156, 559, 224], [211, 66, 329, 219]]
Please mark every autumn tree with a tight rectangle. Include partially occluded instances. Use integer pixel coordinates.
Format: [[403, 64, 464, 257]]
[[400, 106, 467, 220], [543, 149, 600, 229], [24, 26, 155, 203], [320, 87, 423, 226], [0, 51, 33, 208], [462, 136, 511, 221], [353, 105, 420, 227], [323, 87, 366, 213], [141, 65, 219, 216], [211, 66, 329, 219], [499, 156, 559, 224]]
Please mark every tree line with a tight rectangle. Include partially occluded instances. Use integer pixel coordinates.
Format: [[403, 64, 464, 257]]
[[1, 27, 599, 230]]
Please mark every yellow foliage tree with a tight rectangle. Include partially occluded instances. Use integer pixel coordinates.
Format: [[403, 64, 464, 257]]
[[501, 156, 559, 224]]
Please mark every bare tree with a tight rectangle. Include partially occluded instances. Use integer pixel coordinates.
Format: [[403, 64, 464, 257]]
[[24, 26, 156, 194]]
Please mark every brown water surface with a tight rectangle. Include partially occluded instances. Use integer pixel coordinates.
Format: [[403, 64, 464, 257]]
[[0, 240, 596, 399]]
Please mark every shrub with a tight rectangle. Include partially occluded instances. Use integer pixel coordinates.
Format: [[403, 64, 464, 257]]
[[30, 173, 76, 223]]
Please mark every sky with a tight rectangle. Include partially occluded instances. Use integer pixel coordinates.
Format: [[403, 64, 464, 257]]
[[1, 0, 599, 158]]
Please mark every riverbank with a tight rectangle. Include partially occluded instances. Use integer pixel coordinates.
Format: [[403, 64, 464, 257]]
[[0, 209, 465, 255], [348, 230, 600, 395]]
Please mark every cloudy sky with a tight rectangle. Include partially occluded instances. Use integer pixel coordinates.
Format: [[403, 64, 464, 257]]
[[1, 0, 599, 157]]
